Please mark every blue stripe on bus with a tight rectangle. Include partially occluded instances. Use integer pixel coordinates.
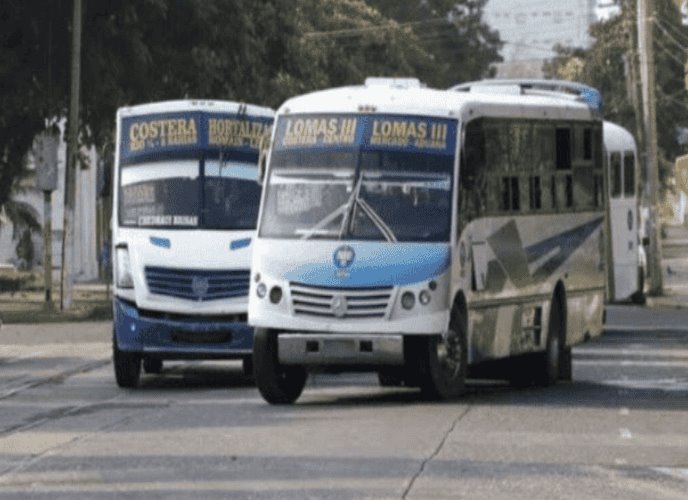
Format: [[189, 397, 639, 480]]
[[524, 216, 603, 280], [284, 244, 451, 288], [230, 238, 252, 250], [150, 236, 171, 249]]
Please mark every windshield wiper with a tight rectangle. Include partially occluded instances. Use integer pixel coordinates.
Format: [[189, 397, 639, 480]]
[[356, 197, 397, 242], [339, 173, 363, 240]]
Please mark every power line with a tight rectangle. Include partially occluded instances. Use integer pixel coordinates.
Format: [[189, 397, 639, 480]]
[[653, 18, 688, 53]]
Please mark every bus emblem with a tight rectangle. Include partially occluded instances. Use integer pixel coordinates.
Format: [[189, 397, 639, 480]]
[[191, 276, 209, 299], [331, 294, 348, 318], [333, 245, 355, 269]]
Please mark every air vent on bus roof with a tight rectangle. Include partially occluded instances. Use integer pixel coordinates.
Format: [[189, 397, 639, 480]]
[[364, 77, 424, 89], [450, 79, 603, 115]]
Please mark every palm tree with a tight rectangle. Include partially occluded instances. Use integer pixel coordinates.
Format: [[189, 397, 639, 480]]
[[0, 171, 40, 270]]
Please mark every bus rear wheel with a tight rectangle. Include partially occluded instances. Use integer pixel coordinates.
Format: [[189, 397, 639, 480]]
[[253, 328, 307, 405], [418, 307, 467, 400], [113, 337, 141, 388], [535, 294, 565, 387]]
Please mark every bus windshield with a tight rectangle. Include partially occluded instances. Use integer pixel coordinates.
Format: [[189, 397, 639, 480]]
[[119, 159, 261, 230], [260, 148, 453, 242]]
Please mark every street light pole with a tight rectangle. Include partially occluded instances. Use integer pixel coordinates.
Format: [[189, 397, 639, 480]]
[[60, 0, 82, 310], [637, 0, 664, 295]]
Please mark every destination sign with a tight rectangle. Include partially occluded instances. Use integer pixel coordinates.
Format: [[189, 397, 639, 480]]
[[274, 114, 456, 155], [120, 111, 272, 164]]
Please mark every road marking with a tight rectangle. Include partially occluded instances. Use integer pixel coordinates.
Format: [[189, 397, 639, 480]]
[[614, 458, 628, 465], [652, 468, 688, 482], [603, 378, 688, 392], [619, 407, 630, 416], [619, 428, 633, 439], [575, 359, 688, 368]]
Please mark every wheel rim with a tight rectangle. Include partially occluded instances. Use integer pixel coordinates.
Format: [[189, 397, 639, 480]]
[[436, 329, 463, 379]]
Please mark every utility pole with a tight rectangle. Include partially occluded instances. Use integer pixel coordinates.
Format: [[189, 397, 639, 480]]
[[637, 0, 664, 295], [60, 0, 82, 310]]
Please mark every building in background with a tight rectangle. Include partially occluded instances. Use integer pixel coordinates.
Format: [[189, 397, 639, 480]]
[[484, 0, 600, 77], [0, 123, 98, 282]]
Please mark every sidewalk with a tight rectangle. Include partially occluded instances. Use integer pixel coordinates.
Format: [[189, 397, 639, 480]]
[[645, 223, 688, 309], [0, 281, 112, 324]]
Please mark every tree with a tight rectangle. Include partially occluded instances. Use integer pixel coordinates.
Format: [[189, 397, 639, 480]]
[[543, 0, 688, 189], [366, 0, 502, 87], [0, 0, 503, 210]]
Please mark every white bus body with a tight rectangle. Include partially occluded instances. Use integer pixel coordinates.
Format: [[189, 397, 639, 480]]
[[112, 100, 273, 387], [249, 79, 606, 403], [603, 121, 645, 302]]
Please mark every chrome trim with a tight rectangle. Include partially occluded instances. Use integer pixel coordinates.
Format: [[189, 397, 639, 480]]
[[277, 333, 404, 365]]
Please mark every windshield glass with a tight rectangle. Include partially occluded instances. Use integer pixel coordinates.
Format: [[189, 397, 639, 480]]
[[259, 113, 456, 242], [119, 159, 260, 230]]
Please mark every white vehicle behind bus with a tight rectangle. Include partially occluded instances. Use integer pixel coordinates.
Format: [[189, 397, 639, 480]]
[[112, 100, 273, 388], [249, 78, 608, 404], [603, 121, 646, 303]]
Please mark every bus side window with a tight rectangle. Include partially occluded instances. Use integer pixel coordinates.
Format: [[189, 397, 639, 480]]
[[565, 174, 573, 208], [556, 128, 572, 170], [583, 128, 593, 160], [550, 175, 557, 209], [593, 173, 604, 208], [623, 152, 635, 198], [610, 152, 622, 198], [500, 176, 520, 211], [529, 175, 541, 210]]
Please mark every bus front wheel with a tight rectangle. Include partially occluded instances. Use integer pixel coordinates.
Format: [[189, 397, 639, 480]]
[[113, 336, 141, 388], [253, 328, 307, 405], [418, 307, 467, 400]]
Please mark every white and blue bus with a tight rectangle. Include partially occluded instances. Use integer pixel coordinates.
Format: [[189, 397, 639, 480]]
[[603, 121, 646, 303], [112, 100, 273, 388], [249, 78, 607, 404]]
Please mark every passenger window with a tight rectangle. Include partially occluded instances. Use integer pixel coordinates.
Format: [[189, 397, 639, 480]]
[[593, 173, 604, 208], [623, 152, 635, 198], [583, 128, 593, 160], [610, 153, 622, 198], [565, 174, 573, 208], [501, 176, 520, 211], [529, 176, 541, 210], [556, 128, 572, 170], [550, 175, 557, 209]]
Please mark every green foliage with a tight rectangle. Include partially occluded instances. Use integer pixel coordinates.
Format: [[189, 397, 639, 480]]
[[543, 0, 688, 190], [0, 0, 502, 211]]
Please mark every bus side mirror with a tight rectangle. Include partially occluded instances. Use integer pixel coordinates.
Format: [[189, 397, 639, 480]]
[[257, 129, 271, 185]]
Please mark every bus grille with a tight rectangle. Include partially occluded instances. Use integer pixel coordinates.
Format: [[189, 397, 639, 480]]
[[289, 282, 393, 319], [144, 266, 250, 301]]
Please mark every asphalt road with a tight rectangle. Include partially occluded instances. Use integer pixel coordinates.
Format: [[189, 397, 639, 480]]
[[0, 308, 687, 499]]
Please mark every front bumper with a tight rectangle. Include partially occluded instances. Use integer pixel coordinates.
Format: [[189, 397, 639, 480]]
[[113, 297, 252, 358], [278, 333, 404, 366]]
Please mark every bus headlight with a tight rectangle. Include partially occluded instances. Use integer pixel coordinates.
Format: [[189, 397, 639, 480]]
[[419, 290, 431, 306], [256, 282, 267, 299], [115, 247, 134, 289], [401, 291, 415, 310], [269, 286, 283, 304]]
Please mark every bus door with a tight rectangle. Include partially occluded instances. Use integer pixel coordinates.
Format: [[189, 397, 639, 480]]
[[608, 150, 638, 300]]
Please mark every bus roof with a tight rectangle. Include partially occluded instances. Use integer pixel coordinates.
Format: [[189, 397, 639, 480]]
[[603, 121, 637, 153], [278, 81, 599, 122], [117, 99, 274, 119]]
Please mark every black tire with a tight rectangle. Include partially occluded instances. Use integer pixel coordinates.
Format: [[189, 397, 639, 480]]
[[113, 337, 141, 388], [535, 294, 565, 387], [253, 328, 307, 405], [418, 305, 468, 400], [242, 356, 254, 377], [631, 268, 646, 305], [143, 357, 163, 374]]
